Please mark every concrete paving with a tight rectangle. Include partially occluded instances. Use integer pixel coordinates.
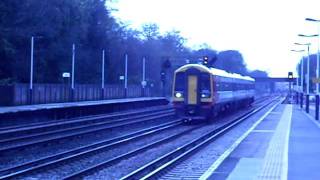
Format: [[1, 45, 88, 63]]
[[288, 106, 320, 180], [0, 97, 164, 114], [205, 103, 320, 180]]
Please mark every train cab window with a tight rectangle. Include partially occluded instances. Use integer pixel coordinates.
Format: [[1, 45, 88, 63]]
[[200, 73, 211, 97], [200, 73, 211, 91], [174, 72, 185, 91]]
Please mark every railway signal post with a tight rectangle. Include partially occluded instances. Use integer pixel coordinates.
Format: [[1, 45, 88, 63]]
[[161, 71, 166, 97], [161, 59, 171, 97]]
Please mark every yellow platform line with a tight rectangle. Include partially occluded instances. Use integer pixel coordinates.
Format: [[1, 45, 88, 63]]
[[258, 105, 292, 180]]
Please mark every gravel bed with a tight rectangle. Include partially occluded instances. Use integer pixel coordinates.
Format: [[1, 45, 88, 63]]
[[0, 111, 174, 148], [0, 115, 175, 170], [15, 124, 192, 179], [159, 101, 281, 179], [0, 107, 173, 141], [0, 105, 172, 129], [83, 108, 254, 179]]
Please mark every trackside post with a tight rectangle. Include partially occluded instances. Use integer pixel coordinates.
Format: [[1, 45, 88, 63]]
[[306, 94, 309, 113], [316, 95, 319, 120]]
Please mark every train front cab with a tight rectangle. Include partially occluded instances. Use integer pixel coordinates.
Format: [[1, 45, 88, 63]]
[[172, 65, 213, 122]]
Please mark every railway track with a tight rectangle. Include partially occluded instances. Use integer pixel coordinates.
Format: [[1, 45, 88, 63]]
[[0, 96, 278, 179], [0, 106, 175, 152], [120, 97, 281, 179], [56, 97, 278, 179], [0, 118, 185, 179], [0, 105, 172, 137]]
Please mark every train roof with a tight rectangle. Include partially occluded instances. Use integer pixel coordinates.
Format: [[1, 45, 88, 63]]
[[175, 64, 255, 82]]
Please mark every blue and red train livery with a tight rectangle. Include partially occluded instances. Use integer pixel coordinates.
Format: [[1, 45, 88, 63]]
[[172, 64, 255, 122]]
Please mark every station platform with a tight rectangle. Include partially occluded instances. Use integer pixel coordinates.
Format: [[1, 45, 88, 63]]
[[0, 97, 165, 114], [0, 97, 168, 126], [203, 103, 320, 180]]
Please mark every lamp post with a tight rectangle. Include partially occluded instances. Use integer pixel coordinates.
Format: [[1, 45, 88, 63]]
[[29, 36, 34, 104], [101, 49, 105, 99], [306, 18, 320, 120], [124, 54, 128, 98], [298, 34, 319, 92], [70, 43, 76, 101], [306, 19, 320, 92], [288, 72, 293, 102], [141, 57, 146, 96], [295, 42, 311, 113], [291, 49, 305, 105], [29, 36, 43, 104]]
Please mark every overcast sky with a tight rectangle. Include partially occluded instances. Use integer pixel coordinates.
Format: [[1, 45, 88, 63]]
[[109, 0, 320, 77]]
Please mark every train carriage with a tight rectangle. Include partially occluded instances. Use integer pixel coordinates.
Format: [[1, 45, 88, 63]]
[[172, 64, 255, 122]]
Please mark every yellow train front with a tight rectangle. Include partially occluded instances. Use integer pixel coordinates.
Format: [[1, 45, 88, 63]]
[[172, 64, 255, 122]]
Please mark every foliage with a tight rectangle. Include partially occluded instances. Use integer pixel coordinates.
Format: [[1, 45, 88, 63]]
[[0, 1, 267, 86], [249, 70, 268, 78], [215, 50, 248, 75]]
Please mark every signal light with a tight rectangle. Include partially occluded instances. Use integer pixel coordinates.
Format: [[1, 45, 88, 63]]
[[203, 56, 209, 65], [161, 71, 166, 81], [288, 72, 293, 79]]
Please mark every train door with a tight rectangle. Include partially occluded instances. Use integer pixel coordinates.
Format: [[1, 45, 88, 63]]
[[187, 75, 198, 105]]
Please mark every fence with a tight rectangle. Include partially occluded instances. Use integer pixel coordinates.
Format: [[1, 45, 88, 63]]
[[0, 83, 158, 106]]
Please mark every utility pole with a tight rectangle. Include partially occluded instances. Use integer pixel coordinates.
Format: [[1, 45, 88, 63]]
[[142, 57, 146, 96], [124, 54, 128, 98], [71, 43, 75, 101], [29, 36, 34, 104], [101, 49, 105, 99]]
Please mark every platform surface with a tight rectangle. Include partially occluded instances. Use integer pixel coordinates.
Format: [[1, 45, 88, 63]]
[[288, 105, 320, 180], [0, 97, 164, 114], [204, 103, 320, 180]]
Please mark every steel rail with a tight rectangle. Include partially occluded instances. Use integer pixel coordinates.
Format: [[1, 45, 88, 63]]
[[0, 109, 174, 144], [0, 119, 182, 179], [120, 98, 279, 179], [0, 106, 172, 137], [63, 98, 278, 180], [62, 125, 203, 180], [0, 110, 175, 152]]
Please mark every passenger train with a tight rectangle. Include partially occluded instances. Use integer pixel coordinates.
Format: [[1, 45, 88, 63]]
[[172, 64, 255, 122]]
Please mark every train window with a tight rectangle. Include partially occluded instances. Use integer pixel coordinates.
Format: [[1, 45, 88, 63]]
[[224, 83, 229, 91], [201, 73, 211, 91], [174, 72, 185, 91], [217, 82, 232, 91], [219, 83, 222, 90], [215, 83, 220, 91]]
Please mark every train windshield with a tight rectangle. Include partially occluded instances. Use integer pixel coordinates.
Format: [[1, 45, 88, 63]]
[[175, 72, 185, 91], [200, 73, 210, 91]]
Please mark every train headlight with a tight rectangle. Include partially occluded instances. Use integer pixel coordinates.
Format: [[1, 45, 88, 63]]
[[175, 92, 183, 98], [201, 90, 211, 98], [201, 93, 210, 98]]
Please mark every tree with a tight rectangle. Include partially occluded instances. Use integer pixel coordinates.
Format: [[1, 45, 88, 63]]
[[216, 50, 248, 75], [249, 70, 268, 78], [0, 1, 266, 90], [141, 23, 160, 40]]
